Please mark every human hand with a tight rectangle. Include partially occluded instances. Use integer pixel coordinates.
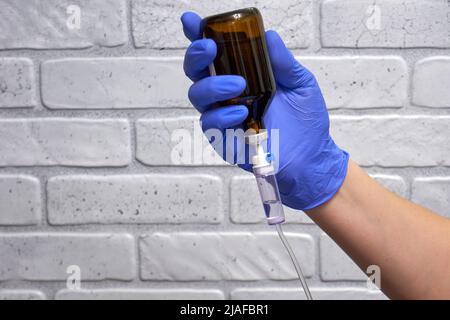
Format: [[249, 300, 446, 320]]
[[181, 11, 349, 210]]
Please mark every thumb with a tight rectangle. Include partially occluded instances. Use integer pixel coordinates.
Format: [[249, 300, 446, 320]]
[[265, 30, 316, 89]]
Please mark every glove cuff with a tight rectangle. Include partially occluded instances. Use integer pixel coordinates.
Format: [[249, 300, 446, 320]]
[[302, 148, 349, 210], [279, 141, 350, 211]]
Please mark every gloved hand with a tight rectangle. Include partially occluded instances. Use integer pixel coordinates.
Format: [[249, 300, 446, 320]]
[[181, 11, 349, 210]]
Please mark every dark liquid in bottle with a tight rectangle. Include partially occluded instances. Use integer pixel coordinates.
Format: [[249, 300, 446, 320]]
[[203, 8, 276, 132]]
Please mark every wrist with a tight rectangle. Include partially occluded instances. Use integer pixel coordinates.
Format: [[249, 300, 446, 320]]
[[302, 147, 349, 210]]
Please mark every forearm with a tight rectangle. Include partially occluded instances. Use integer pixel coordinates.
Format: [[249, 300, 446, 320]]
[[307, 159, 450, 299]]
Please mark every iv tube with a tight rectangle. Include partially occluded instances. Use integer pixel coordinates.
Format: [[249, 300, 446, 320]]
[[249, 131, 313, 300], [276, 224, 313, 300]]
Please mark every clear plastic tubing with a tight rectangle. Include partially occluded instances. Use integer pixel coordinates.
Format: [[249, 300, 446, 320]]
[[276, 224, 313, 300], [253, 144, 313, 300]]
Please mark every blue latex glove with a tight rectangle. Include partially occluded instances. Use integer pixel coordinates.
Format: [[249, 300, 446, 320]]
[[181, 12, 349, 210]]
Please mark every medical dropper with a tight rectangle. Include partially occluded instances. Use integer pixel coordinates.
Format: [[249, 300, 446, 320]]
[[247, 130, 313, 300]]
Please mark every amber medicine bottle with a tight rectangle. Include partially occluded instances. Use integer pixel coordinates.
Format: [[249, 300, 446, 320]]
[[202, 7, 276, 132]]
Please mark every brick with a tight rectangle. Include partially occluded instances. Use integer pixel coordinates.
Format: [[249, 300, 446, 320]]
[[48, 174, 223, 224], [56, 289, 224, 300], [320, 233, 367, 281], [0, 0, 127, 49], [0, 290, 46, 300], [231, 288, 387, 300], [42, 58, 190, 109], [230, 175, 313, 224], [411, 177, 450, 219], [330, 115, 450, 167], [371, 174, 407, 198], [0, 233, 135, 280], [140, 232, 314, 280], [413, 57, 450, 108], [136, 117, 227, 166], [0, 175, 41, 225], [0, 58, 36, 108], [0, 118, 130, 167], [131, 0, 312, 48], [301, 57, 407, 109], [321, 0, 450, 48]]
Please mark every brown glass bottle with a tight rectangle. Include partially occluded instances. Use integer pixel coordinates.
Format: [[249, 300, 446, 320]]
[[202, 7, 276, 133]]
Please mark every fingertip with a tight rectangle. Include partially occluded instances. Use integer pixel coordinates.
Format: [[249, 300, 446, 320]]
[[265, 29, 290, 62], [217, 76, 247, 101], [228, 105, 249, 118], [265, 29, 315, 88], [181, 11, 200, 25], [188, 76, 247, 111], [265, 30, 281, 41], [221, 105, 249, 128], [180, 11, 189, 23], [202, 38, 217, 57], [181, 11, 203, 41], [217, 75, 247, 97], [184, 39, 216, 81], [187, 38, 216, 59], [235, 75, 247, 92], [265, 30, 286, 51]]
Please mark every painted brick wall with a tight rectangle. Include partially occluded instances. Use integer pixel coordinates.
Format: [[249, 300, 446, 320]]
[[0, 0, 449, 300]]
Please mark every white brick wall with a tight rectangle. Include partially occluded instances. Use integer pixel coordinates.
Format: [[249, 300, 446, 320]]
[[231, 288, 387, 300], [0, 0, 448, 300], [0, 0, 127, 49], [136, 116, 227, 166], [140, 232, 315, 280], [0, 118, 131, 167], [0, 290, 46, 300], [301, 57, 408, 109], [55, 289, 225, 300], [412, 57, 450, 108], [47, 174, 223, 224], [42, 58, 191, 109], [331, 116, 450, 167], [0, 58, 36, 108], [0, 233, 136, 280], [321, 0, 450, 48], [131, 0, 313, 48], [0, 175, 41, 225]]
